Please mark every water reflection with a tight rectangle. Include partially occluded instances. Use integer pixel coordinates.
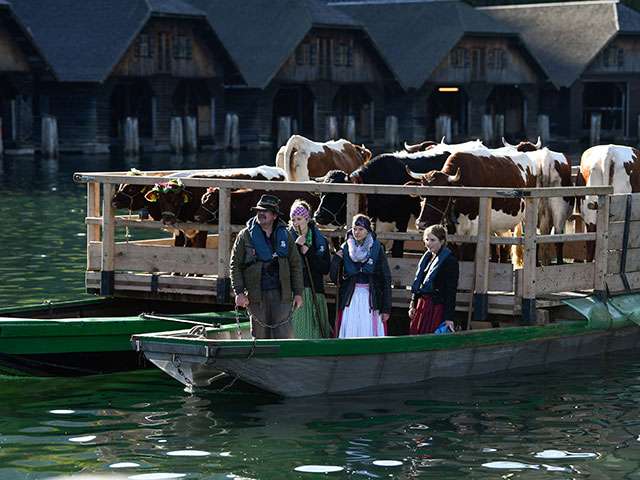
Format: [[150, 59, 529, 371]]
[[0, 150, 276, 307], [0, 352, 640, 478]]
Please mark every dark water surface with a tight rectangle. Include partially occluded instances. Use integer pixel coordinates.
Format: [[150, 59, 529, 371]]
[[1, 352, 640, 479]]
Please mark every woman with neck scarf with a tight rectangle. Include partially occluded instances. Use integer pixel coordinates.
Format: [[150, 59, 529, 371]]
[[288, 200, 331, 339], [409, 225, 460, 334], [330, 214, 392, 338]]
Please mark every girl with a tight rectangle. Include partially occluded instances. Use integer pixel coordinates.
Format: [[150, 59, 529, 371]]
[[409, 224, 459, 334], [330, 214, 392, 338], [288, 200, 331, 338]]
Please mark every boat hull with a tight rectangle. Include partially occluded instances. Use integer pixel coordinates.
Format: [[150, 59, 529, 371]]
[[133, 322, 640, 397]]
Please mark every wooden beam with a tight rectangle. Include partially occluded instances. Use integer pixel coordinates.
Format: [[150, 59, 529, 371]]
[[473, 197, 492, 322], [346, 192, 358, 228], [521, 197, 539, 325], [216, 187, 231, 303], [594, 193, 610, 300], [101, 183, 116, 296]]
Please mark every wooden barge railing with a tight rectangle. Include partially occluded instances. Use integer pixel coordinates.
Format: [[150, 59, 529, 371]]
[[75, 170, 620, 325]]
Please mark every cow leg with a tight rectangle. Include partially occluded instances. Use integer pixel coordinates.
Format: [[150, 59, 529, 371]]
[[173, 232, 186, 247], [555, 242, 565, 265]]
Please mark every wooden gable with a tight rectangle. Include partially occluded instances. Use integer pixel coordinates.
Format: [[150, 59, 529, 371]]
[[275, 29, 384, 84], [0, 25, 31, 73], [112, 18, 220, 79], [428, 36, 538, 85], [584, 36, 640, 75]]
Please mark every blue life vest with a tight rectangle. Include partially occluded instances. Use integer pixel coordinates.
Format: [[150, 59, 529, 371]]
[[342, 239, 381, 277], [248, 217, 289, 261], [411, 247, 452, 294]]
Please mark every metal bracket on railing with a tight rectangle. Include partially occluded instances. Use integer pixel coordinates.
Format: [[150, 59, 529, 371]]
[[73, 174, 97, 183], [496, 190, 531, 197]]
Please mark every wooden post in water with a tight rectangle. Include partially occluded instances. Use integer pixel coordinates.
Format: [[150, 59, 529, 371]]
[[170, 117, 184, 154], [183, 116, 197, 154], [593, 192, 610, 302], [101, 183, 116, 296], [521, 197, 540, 324], [473, 196, 492, 322], [216, 186, 231, 303]]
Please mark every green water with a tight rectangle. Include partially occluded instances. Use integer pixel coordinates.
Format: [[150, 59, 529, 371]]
[[1, 352, 640, 478], [0, 152, 273, 307]]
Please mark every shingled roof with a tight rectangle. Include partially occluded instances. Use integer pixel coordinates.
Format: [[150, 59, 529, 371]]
[[479, 1, 640, 88], [187, 0, 363, 89], [335, 0, 516, 90]]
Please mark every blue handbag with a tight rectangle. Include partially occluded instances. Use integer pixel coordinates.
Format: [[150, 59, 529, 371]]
[[434, 322, 452, 334]]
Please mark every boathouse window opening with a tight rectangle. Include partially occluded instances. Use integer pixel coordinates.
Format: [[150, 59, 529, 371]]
[[157, 32, 171, 72], [450, 47, 469, 68], [601, 47, 624, 68], [334, 44, 353, 67], [487, 49, 506, 69], [134, 34, 154, 57], [296, 43, 316, 65], [173, 35, 193, 60]]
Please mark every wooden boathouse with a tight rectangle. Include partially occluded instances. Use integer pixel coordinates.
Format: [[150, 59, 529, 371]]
[[73, 170, 638, 327]]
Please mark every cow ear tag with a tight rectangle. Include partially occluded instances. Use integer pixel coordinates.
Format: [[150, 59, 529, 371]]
[[182, 192, 190, 204]]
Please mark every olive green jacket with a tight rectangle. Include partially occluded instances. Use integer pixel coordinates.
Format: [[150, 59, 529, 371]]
[[230, 218, 304, 304]]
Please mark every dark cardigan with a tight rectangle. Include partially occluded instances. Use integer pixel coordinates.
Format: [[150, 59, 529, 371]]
[[288, 223, 330, 294], [411, 251, 459, 323], [329, 234, 392, 314]]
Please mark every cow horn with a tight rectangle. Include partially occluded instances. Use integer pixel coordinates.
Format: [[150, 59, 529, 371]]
[[535, 136, 542, 148], [502, 137, 515, 148], [448, 168, 461, 183], [440, 136, 447, 145], [404, 141, 417, 151], [405, 164, 425, 180]]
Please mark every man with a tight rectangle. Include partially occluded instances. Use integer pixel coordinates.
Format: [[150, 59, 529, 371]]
[[230, 194, 304, 338]]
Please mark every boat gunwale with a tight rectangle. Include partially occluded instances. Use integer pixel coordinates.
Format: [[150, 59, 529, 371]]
[[131, 320, 637, 358]]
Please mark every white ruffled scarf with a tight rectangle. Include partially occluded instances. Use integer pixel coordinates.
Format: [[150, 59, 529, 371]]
[[347, 232, 374, 263]]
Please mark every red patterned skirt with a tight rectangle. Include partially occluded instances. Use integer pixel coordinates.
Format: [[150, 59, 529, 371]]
[[409, 294, 444, 335]]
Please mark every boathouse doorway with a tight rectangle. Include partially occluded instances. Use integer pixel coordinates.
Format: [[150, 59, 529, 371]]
[[582, 82, 626, 139], [486, 86, 525, 141], [0, 76, 16, 148], [272, 85, 314, 147], [427, 86, 469, 139], [333, 85, 372, 142], [109, 79, 153, 143], [172, 79, 213, 141]]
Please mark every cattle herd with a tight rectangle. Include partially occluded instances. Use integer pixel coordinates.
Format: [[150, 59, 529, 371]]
[[111, 135, 640, 265]]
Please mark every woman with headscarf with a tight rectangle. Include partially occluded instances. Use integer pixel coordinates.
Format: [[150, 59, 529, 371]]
[[330, 214, 392, 338], [288, 199, 331, 339]]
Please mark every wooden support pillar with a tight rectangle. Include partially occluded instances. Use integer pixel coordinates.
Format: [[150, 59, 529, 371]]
[[473, 197, 492, 321], [521, 197, 540, 324], [101, 183, 116, 296], [593, 193, 610, 301], [216, 186, 231, 303], [346, 192, 358, 229]]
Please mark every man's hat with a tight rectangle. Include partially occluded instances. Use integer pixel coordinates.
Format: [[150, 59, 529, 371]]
[[251, 194, 282, 216]]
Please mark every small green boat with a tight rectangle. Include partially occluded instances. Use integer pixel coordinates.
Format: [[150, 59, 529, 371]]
[[131, 296, 640, 397], [0, 297, 246, 377]]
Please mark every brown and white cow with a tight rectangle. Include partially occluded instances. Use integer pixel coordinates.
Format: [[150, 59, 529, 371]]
[[277, 135, 371, 181], [498, 139, 574, 264], [406, 149, 537, 259], [576, 144, 640, 261]]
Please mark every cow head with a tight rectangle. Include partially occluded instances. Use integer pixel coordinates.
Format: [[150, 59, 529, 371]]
[[144, 179, 191, 225], [502, 136, 542, 152], [354, 144, 372, 163], [111, 168, 149, 210], [194, 187, 219, 223], [406, 165, 461, 230], [313, 170, 349, 226]]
